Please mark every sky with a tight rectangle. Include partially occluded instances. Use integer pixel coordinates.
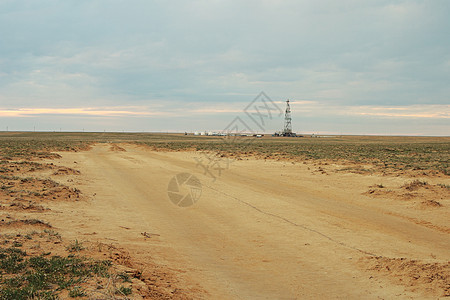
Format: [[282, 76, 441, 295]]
[[0, 0, 449, 135]]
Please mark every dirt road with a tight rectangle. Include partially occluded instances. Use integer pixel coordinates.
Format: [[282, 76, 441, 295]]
[[48, 143, 449, 299]]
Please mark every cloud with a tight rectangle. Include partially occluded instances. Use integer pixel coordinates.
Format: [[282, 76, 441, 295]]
[[347, 105, 450, 119], [1, 102, 447, 121], [0, 107, 167, 117], [287, 102, 450, 119], [0, 1, 449, 134]]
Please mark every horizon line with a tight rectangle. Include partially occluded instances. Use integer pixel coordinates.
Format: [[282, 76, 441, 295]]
[[0, 130, 448, 138]]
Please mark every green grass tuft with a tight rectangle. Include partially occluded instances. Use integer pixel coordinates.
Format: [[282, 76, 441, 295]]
[[0, 247, 112, 300]]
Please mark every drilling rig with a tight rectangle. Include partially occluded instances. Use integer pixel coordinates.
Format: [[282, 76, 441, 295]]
[[275, 100, 296, 137]]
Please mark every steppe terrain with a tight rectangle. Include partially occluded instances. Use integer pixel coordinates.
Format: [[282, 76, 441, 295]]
[[0, 132, 449, 299]]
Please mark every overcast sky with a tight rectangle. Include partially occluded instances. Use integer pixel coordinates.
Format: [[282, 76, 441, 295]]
[[0, 0, 449, 135]]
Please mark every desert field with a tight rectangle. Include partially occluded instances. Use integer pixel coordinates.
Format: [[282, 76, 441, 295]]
[[0, 132, 449, 299]]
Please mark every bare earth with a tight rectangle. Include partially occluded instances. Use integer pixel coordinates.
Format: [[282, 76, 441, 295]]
[[42, 143, 449, 299]]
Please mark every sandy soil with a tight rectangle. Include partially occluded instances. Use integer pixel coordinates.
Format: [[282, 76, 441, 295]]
[[40, 143, 450, 299]]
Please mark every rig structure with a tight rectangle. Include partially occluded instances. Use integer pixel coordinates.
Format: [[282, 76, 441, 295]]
[[275, 99, 296, 137]]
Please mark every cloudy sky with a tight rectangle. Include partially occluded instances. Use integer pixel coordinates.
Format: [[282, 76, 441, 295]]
[[0, 0, 449, 135]]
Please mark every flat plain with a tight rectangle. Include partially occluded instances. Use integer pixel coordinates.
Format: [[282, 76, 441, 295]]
[[0, 132, 449, 299]]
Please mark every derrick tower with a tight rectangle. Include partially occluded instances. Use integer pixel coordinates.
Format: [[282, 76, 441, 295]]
[[283, 99, 293, 136]]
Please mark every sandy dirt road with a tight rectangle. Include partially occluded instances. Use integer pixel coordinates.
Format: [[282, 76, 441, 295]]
[[47, 143, 449, 299]]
